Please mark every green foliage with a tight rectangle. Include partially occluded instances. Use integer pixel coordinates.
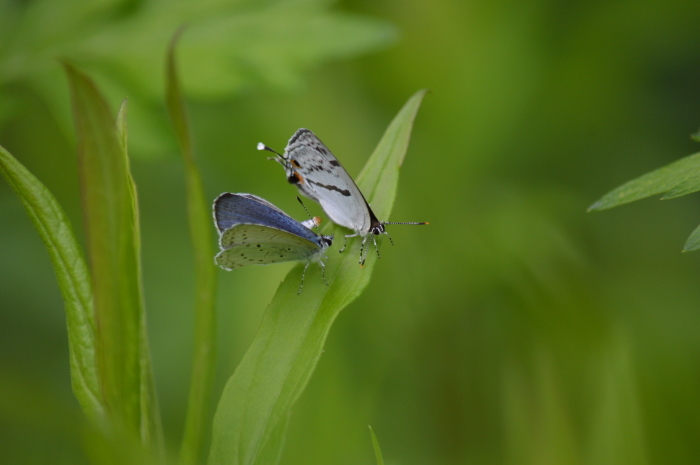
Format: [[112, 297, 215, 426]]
[[0, 0, 396, 155], [0, 144, 102, 421], [165, 32, 218, 465], [207, 90, 427, 465], [63, 62, 163, 452], [590, 150, 700, 251], [1, 31, 423, 463]]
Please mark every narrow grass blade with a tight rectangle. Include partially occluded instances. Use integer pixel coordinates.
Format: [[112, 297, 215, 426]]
[[64, 62, 160, 447], [117, 100, 165, 456], [588, 152, 700, 211], [368, 426, 385, 465], [166, 30, 218, 465], [0, 144, 103, 421], [208, 89, 427, 465]]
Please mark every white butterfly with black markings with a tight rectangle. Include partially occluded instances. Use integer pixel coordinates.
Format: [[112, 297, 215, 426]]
[[259, 128, 427, 264]]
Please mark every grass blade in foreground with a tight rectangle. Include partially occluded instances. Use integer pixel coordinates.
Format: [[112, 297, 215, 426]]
[[165, 31, 218, 465], [0, 144, 102, 421], [208, 89, 427, 465], [65, 63, 161, 448], [116, 100, 165, 455], [588, 151, 700, 211]]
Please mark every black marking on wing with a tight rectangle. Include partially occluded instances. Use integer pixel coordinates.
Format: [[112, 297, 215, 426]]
[[308, 180, 351, 197], [329, 160, 340, 167]]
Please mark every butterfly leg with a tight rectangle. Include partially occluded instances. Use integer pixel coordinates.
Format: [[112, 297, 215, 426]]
[[298, 261, 310, 295], [339, 233, 359, 253], [384, 231, 394, 246], [359, 236, 371, 265], [373, 235, 381, 260], [320, 261, 329, 286]]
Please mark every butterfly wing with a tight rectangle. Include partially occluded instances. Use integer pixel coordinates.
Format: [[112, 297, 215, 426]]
[[281, 129, 375, 233], [215, 223, 323, 270], [214, 193, 320, 241]]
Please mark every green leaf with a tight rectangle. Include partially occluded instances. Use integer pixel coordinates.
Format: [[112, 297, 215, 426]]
[[2, 0, 395, 156], [166, 31, 218, 465], [368, 426, 385, 465], [683, 224, 700, 252], [660, 170, 700, 199], [207, 89, 427, 465], [0, 144, 103, 421], [588, 152, 700, 211], [118, 99, 165, 456], [64, 62, 161, 449]]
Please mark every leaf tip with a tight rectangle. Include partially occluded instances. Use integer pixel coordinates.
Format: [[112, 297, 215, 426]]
[[587, 200, 604, 212], [682, 243, 700, 253]]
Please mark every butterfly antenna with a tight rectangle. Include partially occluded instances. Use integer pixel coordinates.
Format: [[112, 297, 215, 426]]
[[257, 142, 284, 158], [383, 221, 429, 225], [296, 196, 322, 234]]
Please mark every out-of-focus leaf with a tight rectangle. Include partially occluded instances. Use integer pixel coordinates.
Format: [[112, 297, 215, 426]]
[[683, 224, 700, 252], [207, 89, 427, 465], [368, 426, 385, 465], [64, 62, 161, 449], [588, 152, 700, 211], [0, 144, 102, 421], [117, 99, 165, 456], [1, 0, 396, 156], [166, 31, 218, 465], [660, 170, 700, 199]]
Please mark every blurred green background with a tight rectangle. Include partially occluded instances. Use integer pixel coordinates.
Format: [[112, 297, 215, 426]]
[[3, 0, 700, 463]]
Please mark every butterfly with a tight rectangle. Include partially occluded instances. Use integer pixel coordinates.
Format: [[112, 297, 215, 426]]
[[259, 128, 427, 264], [213, 193, 333, 293]]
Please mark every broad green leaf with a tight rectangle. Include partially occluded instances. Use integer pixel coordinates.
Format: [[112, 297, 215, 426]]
[[660, 170, 700, 199], [207, 89, 427, 465], [0, 144, 103, 421], [166, 31, 218, 465], [64, 62, 161, 448], [588, 152, 700, 211], [369, 426, 385, 465]]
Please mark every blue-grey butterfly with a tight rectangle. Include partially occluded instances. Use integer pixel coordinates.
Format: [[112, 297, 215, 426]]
[[258, 128, 427, 264], [213, 193, 333, 293]]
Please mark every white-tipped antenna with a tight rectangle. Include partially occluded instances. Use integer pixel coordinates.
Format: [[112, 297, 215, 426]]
[[257, 142, 283, 157], [383, 221, 430, 225]]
